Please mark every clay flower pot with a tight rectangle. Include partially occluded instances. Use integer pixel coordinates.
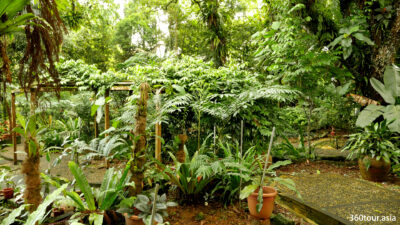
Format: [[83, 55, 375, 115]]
[[247, 186, 277, 220], [358, 156, 391, 182], [2, 188, 14, 199], [124, 213, 145, 225]]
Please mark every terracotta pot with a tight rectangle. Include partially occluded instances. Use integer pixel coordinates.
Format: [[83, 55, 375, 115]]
[[124, 214, 145, 225], [358, 156, 391, 182], [247, 186, 277, 219], [2, 188, 14, 199]]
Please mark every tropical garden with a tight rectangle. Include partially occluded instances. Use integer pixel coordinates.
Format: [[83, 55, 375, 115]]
[[0, 0, 400, 224]]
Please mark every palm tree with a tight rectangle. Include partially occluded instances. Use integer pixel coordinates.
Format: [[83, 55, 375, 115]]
[[1, 0, 66, 211]]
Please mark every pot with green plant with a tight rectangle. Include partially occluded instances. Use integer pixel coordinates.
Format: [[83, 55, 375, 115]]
[[0, 168, 17, 200], [240, 127, 299, 220], [343, 120, 400, 182], [118, 185, 177, 225]]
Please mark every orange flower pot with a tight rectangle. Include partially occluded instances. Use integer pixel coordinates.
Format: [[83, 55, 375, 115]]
[[124, 214, 145, 225], [247, 186, 277, 219]]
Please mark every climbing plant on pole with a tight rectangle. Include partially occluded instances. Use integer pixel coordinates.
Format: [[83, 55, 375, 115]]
[[130, 83, 150, 196]]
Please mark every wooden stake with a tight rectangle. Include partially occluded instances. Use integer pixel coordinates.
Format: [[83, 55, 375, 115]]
[[11, 92, 17, 165], [155, 122, 161, 161]]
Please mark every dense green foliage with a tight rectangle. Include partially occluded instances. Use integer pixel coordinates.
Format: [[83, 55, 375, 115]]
[[1, 0, 400, 224]]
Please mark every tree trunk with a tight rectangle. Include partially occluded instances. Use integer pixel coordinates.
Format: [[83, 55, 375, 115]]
[[129, 83, 150, 196], [22, 148, 42, 212], [371, 2, 400, 80]]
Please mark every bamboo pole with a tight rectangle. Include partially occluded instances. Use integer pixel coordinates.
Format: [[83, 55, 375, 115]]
[[11, 92, 16, 165]]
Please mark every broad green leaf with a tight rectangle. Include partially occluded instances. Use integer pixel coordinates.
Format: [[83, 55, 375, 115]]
[[240, 184, 258, 199], [68, 161, 96, 210], [26, 184, 68, 225], [343, 46, 352, 59], [91, 105, 100, 116], [329, 36, 343, 48], [341, 38, 352, 48], [13, 127, 25, 136], [356, 104, 385, 127], [353, 33, 374, 45], [16, 114, 26, 130], [0, 0, 29, 19], [371, 78, 395, 104], [383, 105, 400, 133], [383, 65, 400, 97], [1, 204, 27, 225]]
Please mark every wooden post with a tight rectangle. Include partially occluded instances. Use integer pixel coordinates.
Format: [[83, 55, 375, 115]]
[[155, 122, 161, 161], [11, 92, 17, 165], [104, 89, 110, 136], [155, 95, 161, 161]]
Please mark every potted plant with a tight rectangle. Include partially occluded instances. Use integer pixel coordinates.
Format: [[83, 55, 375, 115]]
[[118, 189, 177, 225], [343, 120, 400, 181], [0, 168, 16, 200], [240, 127, 299, 220]]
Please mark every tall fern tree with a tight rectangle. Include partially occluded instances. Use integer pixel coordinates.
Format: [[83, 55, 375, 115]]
[[1, 0, 66, 211]]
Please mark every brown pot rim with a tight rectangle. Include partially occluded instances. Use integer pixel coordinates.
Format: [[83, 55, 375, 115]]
[[124, 213, 141, 221], [250, 186, 277, 198], [2, 188, 13, 192]]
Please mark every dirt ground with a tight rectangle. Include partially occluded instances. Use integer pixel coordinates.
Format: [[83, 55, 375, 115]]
[[166, 201, 310, 225]]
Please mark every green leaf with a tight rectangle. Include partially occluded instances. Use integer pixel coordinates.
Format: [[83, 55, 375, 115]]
[[328, 36, 344, 48], [271, 21, 281, 30], [353, 33, 374, 45], [383, 65, 400, 97], [343, 46, 352, 59], [1, 204, 27, 225], [26, 184, 68, 225], [172, 84, 186, 94], [66, 191, 86, 211], [91, 105, 100, 116], [68, 161, 96, 210], [356, 104, 385, 127], [371, 78, 395, 104], [383, 105, 400, 133], [89, 213, 104, 225], [240, 184, 258, 199], [341, 38, 352, 48], [13, 127, 25, 136]]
